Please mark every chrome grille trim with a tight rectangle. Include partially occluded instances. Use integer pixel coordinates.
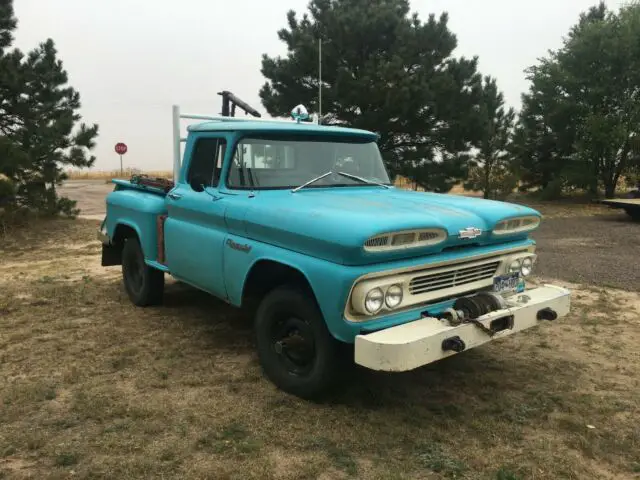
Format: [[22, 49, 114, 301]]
[[344, 245, 536, 322], [409, 261, 500, 295]]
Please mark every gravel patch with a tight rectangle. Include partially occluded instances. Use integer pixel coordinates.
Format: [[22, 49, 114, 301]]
[[532, 213, 640, 290]]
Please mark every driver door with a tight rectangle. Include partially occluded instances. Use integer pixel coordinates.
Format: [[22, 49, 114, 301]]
[[164, 135, 229, 298]]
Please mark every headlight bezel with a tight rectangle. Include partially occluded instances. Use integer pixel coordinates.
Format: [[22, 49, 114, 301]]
[[509, 259, 522, 273], [364, 287, 384, 313], [493, 215, 541, 236], [353, 283, 406, 318], [520, 257, 534, 276], [505, 253, 537, 278], [384, 284, 403, 308]]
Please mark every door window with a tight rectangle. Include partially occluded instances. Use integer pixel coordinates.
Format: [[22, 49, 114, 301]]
[[186, 137, 227, 189]]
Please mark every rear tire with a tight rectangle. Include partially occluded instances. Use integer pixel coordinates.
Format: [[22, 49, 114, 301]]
[[254, 285, 348, 399], [122, 237, 164, 306]]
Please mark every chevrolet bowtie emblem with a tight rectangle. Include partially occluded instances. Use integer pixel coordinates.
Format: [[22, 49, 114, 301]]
[[459, 227, 482, 239]]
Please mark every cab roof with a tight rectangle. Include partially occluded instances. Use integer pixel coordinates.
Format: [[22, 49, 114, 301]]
[[187, 120, 378, 139]]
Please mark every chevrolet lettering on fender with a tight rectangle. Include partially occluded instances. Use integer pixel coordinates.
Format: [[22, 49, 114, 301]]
[[97, 91, 571, 399], [226, 238, 252, 253]]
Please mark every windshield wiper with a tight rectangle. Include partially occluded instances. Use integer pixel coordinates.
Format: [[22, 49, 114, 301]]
[[291, 171, 333, 193], [337, 171, 391, 189], [292, 171, 391, 193]]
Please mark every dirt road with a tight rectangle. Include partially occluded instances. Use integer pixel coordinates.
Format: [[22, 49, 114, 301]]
[[59, 180, 112, 220], [532, 213, 639, 290]]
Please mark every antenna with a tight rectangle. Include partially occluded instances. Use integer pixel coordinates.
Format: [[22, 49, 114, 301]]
[[318, 38, 322, 123]]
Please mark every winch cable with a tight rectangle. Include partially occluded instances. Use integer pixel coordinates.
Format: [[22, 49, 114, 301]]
[[464, 317, 496, 337], [452, 294, 507, 338]]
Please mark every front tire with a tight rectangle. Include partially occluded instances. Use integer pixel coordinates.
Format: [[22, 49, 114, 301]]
[[254, 285, 347, 399], [122, 237, 164, 306]]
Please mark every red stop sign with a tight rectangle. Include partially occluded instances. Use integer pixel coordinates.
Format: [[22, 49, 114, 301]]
[[115, 142, 128, 155]]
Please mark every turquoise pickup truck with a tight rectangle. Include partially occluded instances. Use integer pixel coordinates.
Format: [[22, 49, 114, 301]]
[[98, 98, 571, 399]]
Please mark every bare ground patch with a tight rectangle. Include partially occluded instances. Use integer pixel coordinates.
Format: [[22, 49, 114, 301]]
[[1, 219, 639, 479], [531, 214, 640, 290]]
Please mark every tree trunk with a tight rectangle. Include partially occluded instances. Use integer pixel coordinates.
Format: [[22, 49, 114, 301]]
[[483, 158, 492, 200], [483, 169, 490, 199], [604, 182, 616, 198], [610, 139, 631, 197], [588, 157, 600, 197], [540, 168, 549, 190]]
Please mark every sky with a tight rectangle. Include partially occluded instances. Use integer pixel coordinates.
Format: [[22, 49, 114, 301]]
[[12, 0, 625, 172]]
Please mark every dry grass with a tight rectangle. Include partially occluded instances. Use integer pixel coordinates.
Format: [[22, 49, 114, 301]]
[[517, 199, 614, 219], [1, 219, 640, 479], [66, 169, 173, 181], [394, 177, 614, 219]]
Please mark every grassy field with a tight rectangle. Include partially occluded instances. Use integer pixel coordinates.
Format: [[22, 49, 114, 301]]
[[1, 219, 639, 479]]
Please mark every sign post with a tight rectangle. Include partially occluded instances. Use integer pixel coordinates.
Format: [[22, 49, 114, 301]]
[[114, 142, 128, 174]]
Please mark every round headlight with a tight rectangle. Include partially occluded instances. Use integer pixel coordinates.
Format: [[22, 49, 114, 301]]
[[385, 284, 403, 308], [365, 288, 384, 313], [521, 257, 533, 276], [509, 259, 521, 273]]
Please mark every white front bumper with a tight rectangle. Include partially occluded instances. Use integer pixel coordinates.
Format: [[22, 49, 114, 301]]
[[354, 284, 571, 372]]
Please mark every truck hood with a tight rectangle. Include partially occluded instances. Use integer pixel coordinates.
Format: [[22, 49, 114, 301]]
[[241, 187, 540, 265]]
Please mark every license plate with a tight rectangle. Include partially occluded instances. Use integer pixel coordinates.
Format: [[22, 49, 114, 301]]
[[493, 272, 520, 293]]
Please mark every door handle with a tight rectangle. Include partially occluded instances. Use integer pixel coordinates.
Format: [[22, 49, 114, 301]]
[[168, 192, 182, 200]]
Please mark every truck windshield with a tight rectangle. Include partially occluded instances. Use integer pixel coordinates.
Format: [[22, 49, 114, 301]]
[[226, 135, 391, 189]]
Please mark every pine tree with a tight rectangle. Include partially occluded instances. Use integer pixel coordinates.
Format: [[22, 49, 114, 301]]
[[0, 0, 22, 210], [259, 0, 484, 192], [465, 76, 515, 199], [0, 0, 16, 50], [0, 0, 98, 217], [516, 2, 640, 198]]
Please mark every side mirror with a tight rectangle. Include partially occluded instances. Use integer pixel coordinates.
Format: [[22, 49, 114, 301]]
[[189, 175, 206, 192]]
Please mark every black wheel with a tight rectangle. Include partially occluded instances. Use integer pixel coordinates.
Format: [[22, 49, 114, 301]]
[[122, 236, 164, 306], [254, 285, 348, 399]]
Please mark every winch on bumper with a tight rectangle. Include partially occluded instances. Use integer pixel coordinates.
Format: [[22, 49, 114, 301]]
[[354, 284, 570, 372]]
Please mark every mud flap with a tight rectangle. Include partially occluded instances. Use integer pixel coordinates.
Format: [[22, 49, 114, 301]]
[[101, 243, 122, 266]]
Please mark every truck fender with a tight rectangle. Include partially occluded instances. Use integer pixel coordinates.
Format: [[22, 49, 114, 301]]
[[222, 234, 355, 342], [109, 219, 144, 251], [240, 257, 318, 306]]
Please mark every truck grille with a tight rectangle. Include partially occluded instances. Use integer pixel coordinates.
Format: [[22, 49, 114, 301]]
[[409, 260, 500, 295]]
